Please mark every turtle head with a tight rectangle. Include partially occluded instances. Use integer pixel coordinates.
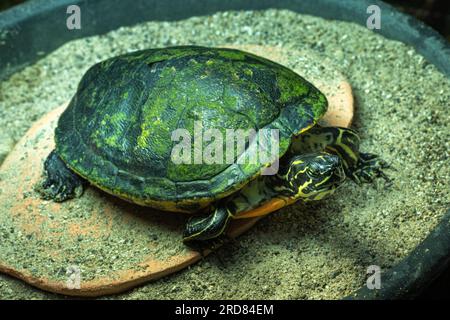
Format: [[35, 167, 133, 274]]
[[285, 152, 346, 201]]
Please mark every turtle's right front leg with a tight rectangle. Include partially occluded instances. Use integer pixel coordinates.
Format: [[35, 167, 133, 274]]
[[183, 176, 276, 242], [37, 150, 86, 202]]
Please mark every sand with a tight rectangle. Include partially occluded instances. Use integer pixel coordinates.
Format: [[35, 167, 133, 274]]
[[0, 9, 449, 299]]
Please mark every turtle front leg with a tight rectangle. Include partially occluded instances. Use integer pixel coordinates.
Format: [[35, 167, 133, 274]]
[[350, 152, 391, 185], [183, 205, 234, 242], [37, 150, 86, 202], [183, 176, 275, 242]]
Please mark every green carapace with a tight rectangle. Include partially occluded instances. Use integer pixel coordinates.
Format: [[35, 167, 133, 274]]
[[39, 46, 388, 242]]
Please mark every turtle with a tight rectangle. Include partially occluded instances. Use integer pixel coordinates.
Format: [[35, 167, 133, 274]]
[[38, 45, 389, 242]]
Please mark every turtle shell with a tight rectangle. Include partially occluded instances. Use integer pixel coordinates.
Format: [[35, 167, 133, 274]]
[[55, 46, 327, 212]]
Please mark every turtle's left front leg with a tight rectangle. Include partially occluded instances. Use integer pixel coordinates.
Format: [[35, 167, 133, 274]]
[[351, 152, 391, 185]]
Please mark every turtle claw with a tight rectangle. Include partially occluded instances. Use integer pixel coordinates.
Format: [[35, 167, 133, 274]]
[[37, 150, 85, 202], [350, 153, 392, 186], [184, 234, 231, 256]]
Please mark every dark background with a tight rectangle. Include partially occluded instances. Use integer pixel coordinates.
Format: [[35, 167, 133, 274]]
[[0, 0, 449, 300], [387, 0, 450, 39], [4, 0, 449, 39], [1, 0, 450, 38]]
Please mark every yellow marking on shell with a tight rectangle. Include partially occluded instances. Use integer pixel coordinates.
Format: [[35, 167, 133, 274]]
[[297, 122, 317, 136]]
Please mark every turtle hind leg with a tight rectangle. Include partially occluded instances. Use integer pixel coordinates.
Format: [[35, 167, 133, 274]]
[[350, 152, 392, 185], [37, 150, 86, 202]]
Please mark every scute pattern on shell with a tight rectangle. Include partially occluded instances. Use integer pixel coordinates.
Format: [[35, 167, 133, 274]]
[[55, 46, 327, 212]]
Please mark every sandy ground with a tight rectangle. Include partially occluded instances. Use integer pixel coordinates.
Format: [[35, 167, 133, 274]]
[[0, 10, 449, 299]]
